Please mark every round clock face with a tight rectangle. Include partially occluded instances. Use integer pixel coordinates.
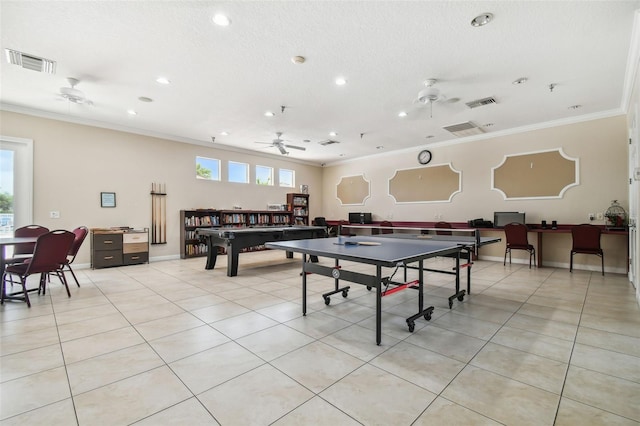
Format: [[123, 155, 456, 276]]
[[418, 149, 432, 165]]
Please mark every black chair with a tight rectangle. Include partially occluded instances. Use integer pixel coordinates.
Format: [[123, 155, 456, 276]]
[[312, 217, 331, 237], [503, 222, 536, 268], [570, 224, 604, 275], [1, 230, 75, 307]]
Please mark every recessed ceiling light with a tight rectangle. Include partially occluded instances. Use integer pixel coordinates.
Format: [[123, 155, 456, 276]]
[[291, 56, 306, 64], [471, 13, 493, 27], [329, 131, 337, 137], [398, 111, 408, 117], [213, 13, 231, 26], [220, 131, 229, 136], [156, 77, 170, 85], [127, 109, 137, 115], [335, 77, 347, 86], [264, 111, 275, 117], [512, 77, 527, 85], [138, 96, 153, 102]]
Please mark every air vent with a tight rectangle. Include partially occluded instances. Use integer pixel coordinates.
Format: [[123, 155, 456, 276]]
[[319, 140, 340, 146], [5, 49, 56, 74], [465, 97, 496, 109], [442, 121, 485, 137]]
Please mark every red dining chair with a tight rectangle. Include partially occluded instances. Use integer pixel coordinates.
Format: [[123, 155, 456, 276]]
[[5, 225, 49, 265], [62, 226, 89, 287], [1, 230, 75, 307], [435, 221, 453, 235], [570, 224, 604, 275], [503, 222, 536, 268]]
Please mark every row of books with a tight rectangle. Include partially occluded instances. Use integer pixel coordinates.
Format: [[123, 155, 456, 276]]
[[185, 243, 208, 256], [184, 215, 220, 226]]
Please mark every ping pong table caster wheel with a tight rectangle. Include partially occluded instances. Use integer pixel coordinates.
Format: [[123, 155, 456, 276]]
[[457, 295, 464, 302], [448, 300, 453, 309], [407, 320, 415, 333], [324, 296, 331, 305], [366, 286, 372, 291], [342, 289, 349, 298], [424, 312, 432, 321]]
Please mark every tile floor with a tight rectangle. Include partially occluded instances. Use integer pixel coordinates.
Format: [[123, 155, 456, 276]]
[[1, 251, 639, 425]]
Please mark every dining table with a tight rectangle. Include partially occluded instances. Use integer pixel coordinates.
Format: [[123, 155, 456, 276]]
[[0, 236, 38, 278]]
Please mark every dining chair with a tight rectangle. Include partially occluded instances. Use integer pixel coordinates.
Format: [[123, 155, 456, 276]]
[[312, 217, 330, 237], [435, 221, 453, 235], [62, 226, 89, 287], [5, 225, 49, 265], [570, 224, 604, 275], [503, 222, 536, 268], [1, 230, 75, 307]]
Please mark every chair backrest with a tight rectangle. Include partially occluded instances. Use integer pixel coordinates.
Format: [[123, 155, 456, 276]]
[[313, 217, 328, 227], [68, 226, 89, 259], [24, 230, 75, 275], [504, 222, 530, 246], [379, 220, 394, 234], [13, 225, 50, 255], [435, 221, 453, 235], [571, 224, 602, 251]]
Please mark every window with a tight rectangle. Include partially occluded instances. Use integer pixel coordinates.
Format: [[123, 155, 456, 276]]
[[196, 156, 220, 181], [228, 161, 249, 183], [279, 168, 295, 188], [256, 165, 274, 186]]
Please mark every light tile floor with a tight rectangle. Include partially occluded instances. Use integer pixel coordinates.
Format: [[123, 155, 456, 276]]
[[1, 251, 639, 425]]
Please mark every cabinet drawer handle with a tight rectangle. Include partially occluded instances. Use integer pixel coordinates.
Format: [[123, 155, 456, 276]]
[[104, 256, 114, 260], [104, 240, 113, 244], [131, 256, 140, 260]]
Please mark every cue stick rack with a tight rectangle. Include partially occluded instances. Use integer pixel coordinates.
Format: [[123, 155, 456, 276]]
[[150, 182, 167, 244]]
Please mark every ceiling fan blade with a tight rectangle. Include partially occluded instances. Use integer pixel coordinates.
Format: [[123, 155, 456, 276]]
[[284, 144, 306, 151], [277, 145, 288, 155]]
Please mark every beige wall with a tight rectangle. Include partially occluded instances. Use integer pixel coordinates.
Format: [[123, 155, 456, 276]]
[[0, 111, 323, 266], [321, 115, 630, 272]]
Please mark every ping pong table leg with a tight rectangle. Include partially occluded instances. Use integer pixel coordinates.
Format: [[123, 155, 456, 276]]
[[406, 259, 433, 332], [302, 254, 307, 316], [376, 265, 382, 345]]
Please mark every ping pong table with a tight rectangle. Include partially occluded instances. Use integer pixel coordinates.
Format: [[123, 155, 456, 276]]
[[266, 233, 500, 344], [197, 225, 326, 276]]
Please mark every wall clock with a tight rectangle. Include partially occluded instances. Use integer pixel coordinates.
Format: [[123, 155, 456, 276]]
[[418, 149, 432, 165]]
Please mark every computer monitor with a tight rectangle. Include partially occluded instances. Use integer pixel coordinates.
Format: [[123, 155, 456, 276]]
[[494, 212, 526, 228], [348, 212, 372, 224]]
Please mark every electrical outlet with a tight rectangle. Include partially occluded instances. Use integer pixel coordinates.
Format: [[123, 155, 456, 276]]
[[588, 213, 594, 221], [596, 212, 603, 220], [49, 211, 60, 219]]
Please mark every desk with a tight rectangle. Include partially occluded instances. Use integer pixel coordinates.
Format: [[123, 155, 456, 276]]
[[266, 234, 498, 344], [197, 226, 326, 277]]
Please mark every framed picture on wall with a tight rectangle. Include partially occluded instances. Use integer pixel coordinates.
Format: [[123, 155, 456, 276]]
[[101, 192, 116, 208]]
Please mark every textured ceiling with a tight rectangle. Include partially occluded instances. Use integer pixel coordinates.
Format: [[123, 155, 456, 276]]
[[1, 1, 639, 165]]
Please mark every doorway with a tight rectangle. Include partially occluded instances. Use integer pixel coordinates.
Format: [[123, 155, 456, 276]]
[[0, 136, 33, 237]]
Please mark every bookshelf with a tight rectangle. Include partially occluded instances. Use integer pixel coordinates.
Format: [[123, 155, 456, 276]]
[[180, 209, 293, 259], [287, 193, 309, 225]]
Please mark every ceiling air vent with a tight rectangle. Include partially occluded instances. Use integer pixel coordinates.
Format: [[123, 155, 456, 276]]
[[5, 49, 56, 74], [465, 97, 496, 109], [319, 140, 340, 146], [442, 121, 485, 137]]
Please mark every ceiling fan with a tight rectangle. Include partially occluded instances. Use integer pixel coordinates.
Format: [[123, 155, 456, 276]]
[[58, 77, 92, 105], [400, 78, 458, 119], [254, 132, 306, 155]]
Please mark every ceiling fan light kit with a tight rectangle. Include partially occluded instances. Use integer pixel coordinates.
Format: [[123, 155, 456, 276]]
[[59, 77, 88, 104]]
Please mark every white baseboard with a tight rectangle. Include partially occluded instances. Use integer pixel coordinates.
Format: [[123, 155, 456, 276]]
[[478, 255, 627, 275]]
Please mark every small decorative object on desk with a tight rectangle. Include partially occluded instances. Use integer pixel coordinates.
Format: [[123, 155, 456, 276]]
[[605, 200, 627, 230]]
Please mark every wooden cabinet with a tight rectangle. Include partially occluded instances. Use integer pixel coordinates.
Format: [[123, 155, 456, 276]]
[[91, 228, 149, 269], [180, 209, 294, 259], [287, 193, 309, 225]]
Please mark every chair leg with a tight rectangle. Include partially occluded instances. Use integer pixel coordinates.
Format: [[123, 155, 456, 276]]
[[570, 252, 574, 272], [601, 254, 604, 276], [67, 264, 80, 287], [504, 248, 507, 265], [0, 272, 6, 305], [57, 271, 71, 298], [21, 276, 31, 308]]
